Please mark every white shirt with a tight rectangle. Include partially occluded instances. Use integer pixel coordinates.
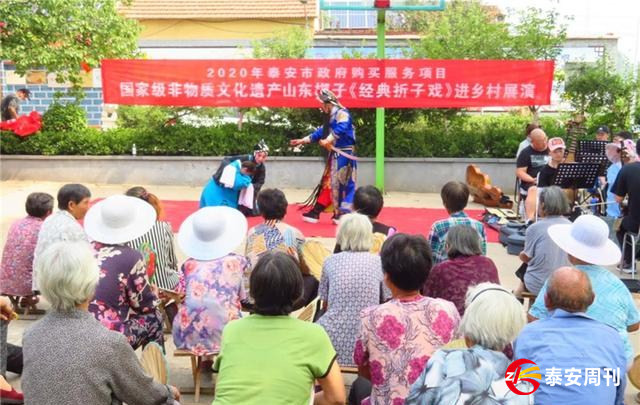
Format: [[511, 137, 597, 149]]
[[32, 210, 88, 289]]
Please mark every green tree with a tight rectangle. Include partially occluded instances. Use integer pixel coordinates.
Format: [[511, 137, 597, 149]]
[[251, 26, 312, 59], [250, 27, 321, 138], [406, 1, 566, 122], [0, 0, 140, 98], [562, 60, 636, 132]]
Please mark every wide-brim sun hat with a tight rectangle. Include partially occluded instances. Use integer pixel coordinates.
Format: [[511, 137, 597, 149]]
[[84, 195, 156, 244], [178, 206, 247, 261], [547, 214, 621, 266]]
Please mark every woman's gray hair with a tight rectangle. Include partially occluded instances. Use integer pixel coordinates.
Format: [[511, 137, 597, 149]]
[[459, 283, 526, 351], [540, 185, 570, 216], [446, 226, 483, 259], [336, 213, 373, 252], [35, 241, 100, 312]]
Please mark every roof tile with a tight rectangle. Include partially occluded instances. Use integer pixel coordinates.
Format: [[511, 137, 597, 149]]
[[120, 0, 317, 20]]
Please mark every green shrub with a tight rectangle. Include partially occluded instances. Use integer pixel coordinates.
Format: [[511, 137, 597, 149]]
[[42, 103, 88, 132], [0, 114, 572, 158]]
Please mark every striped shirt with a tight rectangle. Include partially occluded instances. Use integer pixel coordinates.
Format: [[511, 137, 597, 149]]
[[127, 221, 179, 290], [427, 211, 487, 265]]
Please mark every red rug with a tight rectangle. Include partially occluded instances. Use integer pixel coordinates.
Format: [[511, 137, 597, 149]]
[[158, 201, 499, 242]]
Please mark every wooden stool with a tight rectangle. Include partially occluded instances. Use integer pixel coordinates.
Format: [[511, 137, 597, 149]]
[[521, 291, 537, 310], [5, 295, 45, 318], [173, 349, 217, 403], [340, 366, 359, 374]]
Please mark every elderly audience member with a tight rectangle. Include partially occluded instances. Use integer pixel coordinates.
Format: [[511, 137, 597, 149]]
[[317, 213, 389, 367], [1, 296, 23, 403], [422, 226, 499, 316], [1, 192, 53, 301], [213, 251, 346, 405], [125, 186, 181, 292], [428, 181, 486, 265], [514, 186, 570, 297], [529, 215, 640, 362], [84, 195, 164, 350], [334, 185, 396, 254], [33, 183, 91, 289], [173, 207, 249, 362], [406, 283, 527, 405], [614, 139, 640, 272], [22, 241, 180, 405], [353, 234, 460, 405], [245, 188, 306, 284], [516, 267, 627, 405]]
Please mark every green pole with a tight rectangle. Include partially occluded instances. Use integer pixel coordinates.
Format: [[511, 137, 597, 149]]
[[375, 9, 386, 191]]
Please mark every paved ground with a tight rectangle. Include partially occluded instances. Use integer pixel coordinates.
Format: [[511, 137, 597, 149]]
[[1, 180, 638, 404]]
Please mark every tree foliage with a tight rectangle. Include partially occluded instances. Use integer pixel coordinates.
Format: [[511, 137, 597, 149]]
[[251, 26, 312, 59], [0, 0, 140, 98], [251, 27, 321, 137], [407, 1, 566, 60], [562, 60, 636, 131]]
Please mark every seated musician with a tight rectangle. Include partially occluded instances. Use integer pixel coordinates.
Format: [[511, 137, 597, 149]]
[[517, 133, 560, 222]]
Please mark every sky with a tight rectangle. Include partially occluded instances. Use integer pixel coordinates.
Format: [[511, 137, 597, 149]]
[[483, 0, 640, 64]]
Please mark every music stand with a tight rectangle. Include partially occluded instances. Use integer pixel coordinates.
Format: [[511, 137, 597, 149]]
[[577, 140, 610, 176], [553, 162, 601, 190], [577, 140, 607, 157]]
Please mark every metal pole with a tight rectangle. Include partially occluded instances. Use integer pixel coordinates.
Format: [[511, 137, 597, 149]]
[[375, 9, 386, 191]]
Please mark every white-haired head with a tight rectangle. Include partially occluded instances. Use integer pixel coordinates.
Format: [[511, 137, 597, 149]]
[[35, 241, 100, 312], [459, 283, 526, 351], [336, 213, 373, 252]]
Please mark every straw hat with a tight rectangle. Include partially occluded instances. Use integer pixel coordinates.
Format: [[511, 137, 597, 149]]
[[547, 215, 621, 266], [178, 206, 247, 261], [84, 195, 156, 244]]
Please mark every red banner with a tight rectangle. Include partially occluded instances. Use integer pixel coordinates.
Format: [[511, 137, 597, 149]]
[[101, 59, 554, 108]]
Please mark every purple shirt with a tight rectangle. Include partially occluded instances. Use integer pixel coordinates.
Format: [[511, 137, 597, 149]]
[[422, 255, 500, 316]]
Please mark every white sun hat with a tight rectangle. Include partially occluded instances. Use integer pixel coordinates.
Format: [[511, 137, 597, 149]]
[[547, 214, 621, 266], [84, 195, 156, 244], [178, 206, 247, 261]]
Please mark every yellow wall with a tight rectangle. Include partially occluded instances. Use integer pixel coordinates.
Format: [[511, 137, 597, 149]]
[[140, 19, 313, 41]]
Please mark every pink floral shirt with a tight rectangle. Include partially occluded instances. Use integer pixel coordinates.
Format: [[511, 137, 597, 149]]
[[354, 296, 460, 405], [0, 216, 43, 296]]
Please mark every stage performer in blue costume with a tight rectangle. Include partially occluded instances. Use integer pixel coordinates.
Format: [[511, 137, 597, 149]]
[[290, 89, 357, 224], [211, 140, 269, 216], [200, 159, 256, 209]]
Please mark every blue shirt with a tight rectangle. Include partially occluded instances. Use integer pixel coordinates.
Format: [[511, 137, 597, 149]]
[[515, 310, 627, 405], [529, 264, 640, 361], [606, 162, 622, 218]]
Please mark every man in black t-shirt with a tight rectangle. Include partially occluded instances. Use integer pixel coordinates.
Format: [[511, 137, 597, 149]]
[[614, 140, 640, 271], [522, 137, 565, 221], [516, 128, 549, 219]]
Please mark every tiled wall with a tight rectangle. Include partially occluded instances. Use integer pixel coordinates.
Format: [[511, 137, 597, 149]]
[[1, 65, 104, 126]]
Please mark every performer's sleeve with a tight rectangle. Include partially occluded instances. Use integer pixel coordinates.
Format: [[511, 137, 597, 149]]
[[253, 165, 265, 191], [232, 173, 253, 191], [308, 126, 324, 143]]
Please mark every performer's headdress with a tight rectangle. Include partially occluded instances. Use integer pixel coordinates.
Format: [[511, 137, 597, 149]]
[[317, 89, 343, 108], [254, 139, 269, 154]]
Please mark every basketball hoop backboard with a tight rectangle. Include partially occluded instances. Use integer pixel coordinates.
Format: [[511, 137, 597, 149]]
[[320, 0, 444, 11]]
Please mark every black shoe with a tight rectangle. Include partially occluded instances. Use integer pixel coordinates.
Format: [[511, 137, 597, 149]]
[[303, 203, 325, 223]]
